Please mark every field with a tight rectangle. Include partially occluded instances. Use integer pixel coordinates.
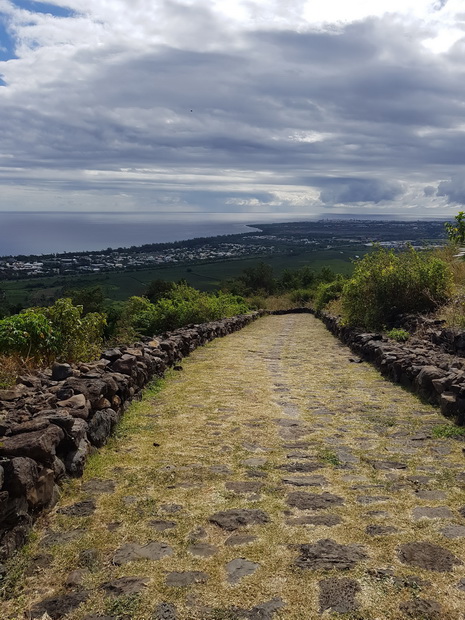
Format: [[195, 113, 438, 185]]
[[0, 245, 369, 308]]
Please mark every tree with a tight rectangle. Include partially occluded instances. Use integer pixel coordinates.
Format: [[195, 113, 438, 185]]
[[65, 285, 105, 314], [144, 279, 176, 303], [445, 212, 465, 245], [239, 262, 276, 295]]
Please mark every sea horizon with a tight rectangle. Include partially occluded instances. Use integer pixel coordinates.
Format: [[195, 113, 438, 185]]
[[0, 211, 449, 257]]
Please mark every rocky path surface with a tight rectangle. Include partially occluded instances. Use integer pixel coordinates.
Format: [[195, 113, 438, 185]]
[[3, 314, 465, 619]]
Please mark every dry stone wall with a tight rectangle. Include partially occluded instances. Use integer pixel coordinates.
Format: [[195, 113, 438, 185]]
[[316, 310, 465, 426], [271, 308, 465, 426], [0, 312, 262, 563]]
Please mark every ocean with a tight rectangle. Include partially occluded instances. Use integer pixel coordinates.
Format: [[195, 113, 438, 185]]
[[0, 212, 271, 256]]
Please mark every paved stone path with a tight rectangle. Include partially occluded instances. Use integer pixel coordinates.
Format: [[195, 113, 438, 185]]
[[3, 315, 465, 619]]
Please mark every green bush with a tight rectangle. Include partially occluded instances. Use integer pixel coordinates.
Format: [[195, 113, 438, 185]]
[[120, 284, 250, 337], [46, 298, 106, 362], [0, 298, 106, 363], [341, 246, 453, 329], [386, 327, 410, 342], [314, 275, 346, 310], [0, 309, 56, 360], [289, 288, 314, 304], [247, 295, 267, 310]]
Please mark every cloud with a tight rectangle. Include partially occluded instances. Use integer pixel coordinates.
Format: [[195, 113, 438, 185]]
[[424, 185, 437, 196], [319, 178, 405, 206], [437, 177, 465, 204], [0, 1, 464, 217]]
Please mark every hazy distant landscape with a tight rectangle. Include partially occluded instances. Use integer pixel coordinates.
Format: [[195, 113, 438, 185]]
[[0, 218, 447, 309]]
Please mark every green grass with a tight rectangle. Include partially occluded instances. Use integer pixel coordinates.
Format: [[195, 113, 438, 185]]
[[431, 423, 465, 438], [318, 448, 342, 467]]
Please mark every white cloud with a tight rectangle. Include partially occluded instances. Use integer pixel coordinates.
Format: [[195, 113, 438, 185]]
[[0, 0, 465, 217]]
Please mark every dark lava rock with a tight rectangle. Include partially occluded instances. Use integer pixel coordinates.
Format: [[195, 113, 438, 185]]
[[279, 462, 322, 473], [398, 542, 463, 572], [88, 409, 118, 447], [57, 500, 96, 517], [101, 576, 149, 596], [113, 542, 173, 565], [365, 525, 398, 536], [286, 491, 344, 510], [153, 602, 178, 619], [246, 470, 267, 479], [399, 598, 442, 619], [281, 475, 327, 487], [41, 529, 85, 547], [356, 495, 390, 504], [226, 558, 259, 584], [225, 481, 263, 494], [165, 571, 209, 587], [82, 479, 115, 494], [51, 362, 73, 381], [149, 519, 177, 531], [441, 525, 465, 539], [213, 598, 284, 620], [102, 348, 122, 362], [29, 591, 89, 619], [295, 539, 367, 571], [225, 534, 257, 546], [24, 553, 53, 576], [412, 506, 454, 520], [0, 425, 64, 464], [286, 514, 342, 527], [414, 490, 446, 500], [371, 460, 407, 470], [319, 577, 361, 614], [209, 509, 270, 531]]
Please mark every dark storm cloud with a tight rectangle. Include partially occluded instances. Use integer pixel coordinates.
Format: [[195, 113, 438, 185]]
[[319, 178, 404, 205], [437, 177, 465, 204], [0, 6, 465, 213]]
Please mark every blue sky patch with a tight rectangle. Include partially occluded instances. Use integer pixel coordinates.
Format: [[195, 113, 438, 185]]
[[0, 16, 17, 61], [0, 2, 77, 61], [12, 1, 76, 19]]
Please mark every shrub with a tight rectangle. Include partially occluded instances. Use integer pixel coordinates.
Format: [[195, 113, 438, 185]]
[[45, 298, 106, 362], [0, 298, 106, 363], [341, 246, 453, 329], [386, 327, 410, 342], [120, 284, 249, 337], [445, 211, 465, 245], [0, 309, 56, 360], [314, 275, 346, 311], [247, 295, 267, 310], [289, 288, 314, 304]]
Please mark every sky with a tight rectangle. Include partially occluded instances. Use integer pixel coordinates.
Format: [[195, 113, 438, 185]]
[[0, 0, 465, 220]]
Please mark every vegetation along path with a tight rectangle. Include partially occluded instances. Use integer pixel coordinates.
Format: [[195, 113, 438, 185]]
[[4, 315, 465, 619]]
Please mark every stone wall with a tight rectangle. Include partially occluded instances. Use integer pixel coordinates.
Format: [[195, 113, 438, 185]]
[[316, 310, 465, 426], [0, 312, 262, 563]]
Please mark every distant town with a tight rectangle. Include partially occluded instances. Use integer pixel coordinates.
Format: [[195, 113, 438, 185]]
[[0, 219, 447, 280]]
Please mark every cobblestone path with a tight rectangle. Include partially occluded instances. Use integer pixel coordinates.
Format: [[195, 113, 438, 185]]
[[4, 314, 465, 619]]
